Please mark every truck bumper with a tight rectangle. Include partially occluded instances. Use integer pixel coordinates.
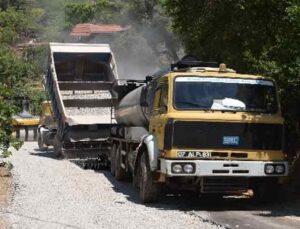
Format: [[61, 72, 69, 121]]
[[160, 159, 289, 177]]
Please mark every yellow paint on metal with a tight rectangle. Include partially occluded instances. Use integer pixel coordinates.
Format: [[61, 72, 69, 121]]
[[12, 118, 39, 126], [149, 68, 285, 161], [41, 101, 52, 116]]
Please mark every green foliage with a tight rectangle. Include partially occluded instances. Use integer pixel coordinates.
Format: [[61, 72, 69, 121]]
[[0, 1, 42, 153], [93, 0, 121, 23], [65, 3, 95, 27], [0, 44, 34, 149], [0, 137, 22, 159], [64, 0, 122, 27], [0, 0, 27, 11], [164, 0, 300, 142], [0, 6, 43, 45], [23, 46, 48, 75]]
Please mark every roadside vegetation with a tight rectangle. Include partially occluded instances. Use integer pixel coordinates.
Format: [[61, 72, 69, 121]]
[[0, 0, 42, 156]]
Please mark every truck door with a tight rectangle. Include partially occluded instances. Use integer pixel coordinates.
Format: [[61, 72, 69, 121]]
[[149, 81, 169, 150]]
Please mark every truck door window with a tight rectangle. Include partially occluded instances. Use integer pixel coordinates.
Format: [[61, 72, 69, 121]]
[[153, 83, 168, 114], [158, 84, 168, 113]]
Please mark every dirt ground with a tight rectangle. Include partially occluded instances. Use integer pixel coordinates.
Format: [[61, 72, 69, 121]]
[[0, 166, 11, 229]]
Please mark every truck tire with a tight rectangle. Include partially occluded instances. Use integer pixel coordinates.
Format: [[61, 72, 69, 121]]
[[53, 134, 62, 157], [110, 143, 116, 176], [114, 145, 127, 181], [252, 179, 279, 203], [138, 153, 159, 203], [37, 131, 47, 151], [132, 161, 140, 189]]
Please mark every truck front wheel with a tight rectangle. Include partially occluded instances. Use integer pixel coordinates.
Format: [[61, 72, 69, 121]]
[[138, 153, 159, 203], [252, 178, 280, 203]]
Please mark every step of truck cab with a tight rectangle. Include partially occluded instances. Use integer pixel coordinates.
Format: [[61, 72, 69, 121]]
[[58, 81, 114, 91]]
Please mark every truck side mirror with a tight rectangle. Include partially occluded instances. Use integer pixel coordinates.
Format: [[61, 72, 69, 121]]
[[145, 76, 153, 83]]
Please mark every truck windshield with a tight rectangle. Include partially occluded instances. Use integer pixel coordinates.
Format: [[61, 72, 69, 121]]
[[174, 76, 278, 113]]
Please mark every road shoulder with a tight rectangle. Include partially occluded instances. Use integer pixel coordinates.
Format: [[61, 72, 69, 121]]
[[0, 165, 12, 229]]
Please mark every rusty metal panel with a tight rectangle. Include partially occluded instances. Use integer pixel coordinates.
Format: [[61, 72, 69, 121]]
[[63, 99, 117, 107], [58, 81, 113, 91]]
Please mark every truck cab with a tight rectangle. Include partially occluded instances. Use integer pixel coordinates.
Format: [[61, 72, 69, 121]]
[[148, 64, 287, 198]]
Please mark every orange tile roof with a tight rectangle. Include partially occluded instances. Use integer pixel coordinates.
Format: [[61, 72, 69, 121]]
[[70, 24, 129, 37]]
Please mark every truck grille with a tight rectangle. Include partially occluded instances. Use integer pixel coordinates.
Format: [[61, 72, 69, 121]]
[[165, 121, 283, 151], [201, 177, 248, 193]]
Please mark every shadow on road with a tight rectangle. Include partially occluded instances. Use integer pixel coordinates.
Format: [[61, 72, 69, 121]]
[[29, 148, 61, 160], [93, 169, 300, 219]]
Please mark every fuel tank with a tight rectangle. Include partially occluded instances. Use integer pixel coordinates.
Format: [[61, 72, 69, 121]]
[[115, 86, 148, 127]]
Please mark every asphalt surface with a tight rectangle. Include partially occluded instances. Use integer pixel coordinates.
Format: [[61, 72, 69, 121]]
[[1, 142, 300, 229]]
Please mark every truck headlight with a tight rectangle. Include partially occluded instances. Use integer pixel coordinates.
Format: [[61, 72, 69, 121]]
[[265, 164, 275, 174], [275, 164, 285, 174], [183, 164, 195, 173], [265, 163, 285, 174], [172, 164, 182, 173], [171, 163, 195, 174]]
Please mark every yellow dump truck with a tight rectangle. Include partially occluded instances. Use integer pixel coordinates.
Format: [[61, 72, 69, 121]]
[[109, 56, 288, 203]]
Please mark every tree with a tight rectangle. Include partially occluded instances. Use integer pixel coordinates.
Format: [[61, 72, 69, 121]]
[[65, 3, 95, 27], [0, 45, 34, 154], [164, 0, 300, 142], [0, 1, 44, 44], [64, 0, 120, 28], [0, 0, 43, 154]]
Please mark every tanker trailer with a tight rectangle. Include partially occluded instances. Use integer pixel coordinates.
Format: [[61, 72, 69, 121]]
[[110, 57, 289, 203]]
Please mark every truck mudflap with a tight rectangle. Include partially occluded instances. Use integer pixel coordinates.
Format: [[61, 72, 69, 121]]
[[136, 134, 159, 171], [160, 159, 289, 177]]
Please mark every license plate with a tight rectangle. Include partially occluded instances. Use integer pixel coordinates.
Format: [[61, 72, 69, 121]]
[[177, 151, 212, 158]]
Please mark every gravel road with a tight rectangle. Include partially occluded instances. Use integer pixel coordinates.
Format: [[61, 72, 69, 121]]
[[2, 142, 223, 229], [1, 142, 300, 229]]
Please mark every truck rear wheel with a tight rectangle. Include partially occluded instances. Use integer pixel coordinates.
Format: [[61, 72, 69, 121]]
[[37, 133, 43, 149], [114, 145, 127, 181], [37, 130, 48, 151], [53, 134, 62, 157], [138, 153, 159, 203], [110, 143, 117, 176]]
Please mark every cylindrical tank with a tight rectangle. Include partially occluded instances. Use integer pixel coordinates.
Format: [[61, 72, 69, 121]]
[[115, 86, 148, 127]]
